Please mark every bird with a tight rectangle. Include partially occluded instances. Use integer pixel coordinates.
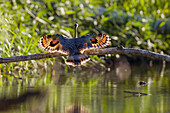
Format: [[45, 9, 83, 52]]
[[38, 24, 111, 66]]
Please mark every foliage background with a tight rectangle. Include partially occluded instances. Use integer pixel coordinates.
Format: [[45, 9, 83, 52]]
[[0, 0, 170, 71]]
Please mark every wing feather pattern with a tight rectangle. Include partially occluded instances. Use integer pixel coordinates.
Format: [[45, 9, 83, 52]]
[[76, 33, 111, 53], [38, 34, 69, 55]]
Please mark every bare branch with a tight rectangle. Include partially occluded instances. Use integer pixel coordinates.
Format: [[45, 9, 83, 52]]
[[84, 47, 170, 61], [0, 47, 170, 64]]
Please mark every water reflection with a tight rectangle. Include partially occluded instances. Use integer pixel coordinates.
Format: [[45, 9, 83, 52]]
[[114, 56, 131, 81], [52, 56, 131, 86], [66, 104, 89, 113], [0, 58, 170, 113], [0, 89, 46, 112], [105, 56, 131, 83], [124, 90, 149, 97]]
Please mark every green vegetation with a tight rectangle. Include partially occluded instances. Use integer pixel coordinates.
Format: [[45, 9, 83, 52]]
[[0, 1, 170, 113], [0, 0, 169, 72]]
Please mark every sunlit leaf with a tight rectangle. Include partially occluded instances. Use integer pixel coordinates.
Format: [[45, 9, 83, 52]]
[[159, 21, 166, 28], [65, 10, 75, 15], [101, 17, 110, 22], [80, 30, 90, 36]]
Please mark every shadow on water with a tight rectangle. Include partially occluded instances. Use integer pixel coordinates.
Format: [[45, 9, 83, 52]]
[[0, 88, 47, 113], [0, 56, 170, 113], [0, 90, 45, 112]]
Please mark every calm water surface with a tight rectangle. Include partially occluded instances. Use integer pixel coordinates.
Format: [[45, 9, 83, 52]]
[[0, 59, 170, 113]]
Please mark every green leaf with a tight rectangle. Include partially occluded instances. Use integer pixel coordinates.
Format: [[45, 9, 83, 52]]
[[65, 10, 75, 15], [80, 30, 90, 36], [101, 17, 110, 22], [159, 21, 165, 28], [164, 2, 169, 9]]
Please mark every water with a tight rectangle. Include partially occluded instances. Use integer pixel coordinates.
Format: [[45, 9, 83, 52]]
[[0, 58, 170, 113]]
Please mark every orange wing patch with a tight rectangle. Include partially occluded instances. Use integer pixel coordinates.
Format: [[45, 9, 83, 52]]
[[91, 34, 110, 48], [51, 40, 59, 46], [90, 38, 98, 43], [99, 34, 107, 45], [79, 34, 111, 53], [38, 35, 69, 55]]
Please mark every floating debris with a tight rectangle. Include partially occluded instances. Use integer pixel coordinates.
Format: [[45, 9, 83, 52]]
[[124, 91, 150, 96], [138, 81, 147, 86]]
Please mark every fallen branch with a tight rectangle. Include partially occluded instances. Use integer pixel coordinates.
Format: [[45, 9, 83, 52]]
[[0, 47, 170, 64], [124, 91, 150, 96]]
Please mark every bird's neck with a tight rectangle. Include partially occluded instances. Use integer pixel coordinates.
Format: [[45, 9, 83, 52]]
[[74, 27, 78, 38]]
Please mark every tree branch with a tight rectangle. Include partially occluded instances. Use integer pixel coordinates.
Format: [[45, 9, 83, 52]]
[[0, 47, 170, 64]]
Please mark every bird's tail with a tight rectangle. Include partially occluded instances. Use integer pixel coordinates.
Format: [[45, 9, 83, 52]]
[[65, 54, 90, 66]]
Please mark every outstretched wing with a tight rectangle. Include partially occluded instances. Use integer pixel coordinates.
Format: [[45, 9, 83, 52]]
[[76, 33, 111, 53], [38, 34, 69, 55]]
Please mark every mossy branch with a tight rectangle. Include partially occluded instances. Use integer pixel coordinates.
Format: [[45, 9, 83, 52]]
[[0, 47, 170, 64]]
